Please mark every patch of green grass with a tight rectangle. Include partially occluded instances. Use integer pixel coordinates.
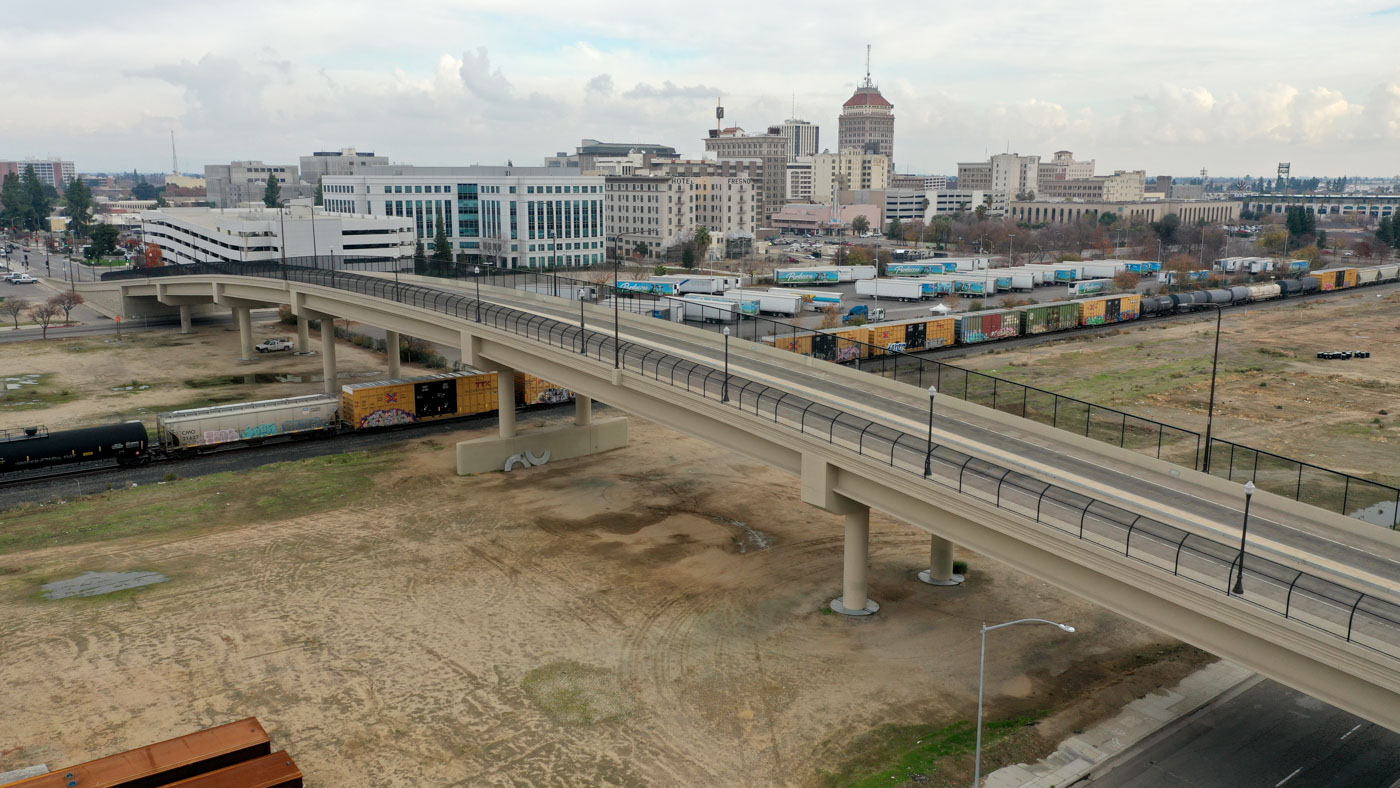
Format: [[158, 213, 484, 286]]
[[522, 661, 634, 725], [0, 373, 78, 411], [0, 449, 397, 554], [820, 713, 1045, 788]]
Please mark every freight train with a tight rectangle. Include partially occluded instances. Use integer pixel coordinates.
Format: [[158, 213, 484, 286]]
[[0, 370, 574, 474], [763, 265, 1400, 362]]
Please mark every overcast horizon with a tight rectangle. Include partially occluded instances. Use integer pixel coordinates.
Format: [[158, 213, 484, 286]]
[[4, 0, 1399, 178]]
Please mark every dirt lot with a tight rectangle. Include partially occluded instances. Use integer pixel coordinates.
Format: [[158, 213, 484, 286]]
[[956, 291, 1400, 485], [0, 317, 430, 432], [0, 412, 1211, 787]]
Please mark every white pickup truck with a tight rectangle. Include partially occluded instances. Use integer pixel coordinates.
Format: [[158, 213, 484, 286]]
[[255, 337, 294, 353]]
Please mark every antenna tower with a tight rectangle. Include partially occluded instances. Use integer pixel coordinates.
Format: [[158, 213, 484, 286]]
[[170, 129, 179, 175], [862, 44, 873, 87]]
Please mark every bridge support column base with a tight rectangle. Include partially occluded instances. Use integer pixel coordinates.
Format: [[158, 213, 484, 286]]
[[829, 597, 880, 616], [830, 504, 878, 616], [178, 305, 192, 334], [456, 417, 628, 475], [918, 534, 964, 586]]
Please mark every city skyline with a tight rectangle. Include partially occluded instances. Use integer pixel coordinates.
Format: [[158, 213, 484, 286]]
[[3, 0, 1399, 176]]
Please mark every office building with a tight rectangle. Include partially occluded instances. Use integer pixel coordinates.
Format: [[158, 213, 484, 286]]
[[786, 159, 814, 202], [1038, 151, 1095, 182], [140, 206, 413, 265], [0, 158, 77, 190], [924, 189, 994, 217], [205, 161, 310, 208], [605, 173, 754, 262], [322, 165, 606, 268], [812, 149, 890, 204], [892, 174, 948, 191], [547, 139, 680, 172], [841, 188, 924, 228], [1008, 198, 1240, 225], [1038, 170, 1146, 202], [957, 154, 1041, 199], [299, 148, 389, 183], [779, 119, 819, 162], [838, 63, 895, 164], [703, 118, 789, 223]]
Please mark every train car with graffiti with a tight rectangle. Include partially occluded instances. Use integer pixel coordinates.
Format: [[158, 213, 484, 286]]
[[340, 371, 499, 429], [156, 395, 343, 452]]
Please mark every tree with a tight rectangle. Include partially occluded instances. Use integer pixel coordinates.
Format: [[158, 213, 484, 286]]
[[0, 173, 29, 229], [633, 242, 649, 258], [88, 224, 120, 259], [1378, 217, 1395, 248], [1057, 252, 1083, 262], [1113, 270, 1142, 292], [1163, 253, 1198, 277], [131, 178, 159, 200], [1098, 212, 1119, 227], [681, 244, 695, 269], [846, 246, 873, 266], [1151, 212, 1180, 245], [412, 240, 427, 275], [693, 225, 711, 262], [1291, 245, 1322, 267], [143, 243, 163, 268], [818, 305, 840, 329], [27, 301, 59, 339], [886, 218, 903, 240], [155, 193, 169, 208], [850, 214, 869, 234], [431, 217, 451, 273], [2, 296, 30, 329], [314, 176, 324, 207], [63, 178, 94, 237], [49, 291, 85, 323], [263, 172, 282, 207], [653, 264, 668, 276], [22, 166, 53, 231], [1256, 227, 1289, 255]]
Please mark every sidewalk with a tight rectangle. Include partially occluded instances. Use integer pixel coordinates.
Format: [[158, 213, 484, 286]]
[[986, 660, 1256, 788]]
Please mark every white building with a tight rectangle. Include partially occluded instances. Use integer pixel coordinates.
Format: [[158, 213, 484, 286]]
[[779, 119, 819, 162], [299, 148, 389, 183], [785, 159, 814, 202], [322, 165, 606, 268], [205, 161, 310, 208], [812, 149, 890, 204], [140, 206, 413, 265], [892, 174, 948, 191], [925, 189, 997, 218], [605, 173, 754, 262], [1038, 150, 1095, 182], [840, 188, 925, 228], [956, 153, 1040, 199]]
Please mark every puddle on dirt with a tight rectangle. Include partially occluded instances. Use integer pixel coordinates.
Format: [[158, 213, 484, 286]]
[[110, 384, 151, 391], [712, 516, 773, 553], [41, 571, 169, 600], [4, 374, 41, 391]]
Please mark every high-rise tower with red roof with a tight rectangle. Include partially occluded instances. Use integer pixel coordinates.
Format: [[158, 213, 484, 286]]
[[838, 46, 895, 167]]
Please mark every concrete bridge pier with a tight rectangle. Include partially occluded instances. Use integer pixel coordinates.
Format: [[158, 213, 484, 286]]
[[918, 534, 965, 586], [296, 314, 311, 353], [234, 306, 254, 360], [575, 394, 593, 426], [497, 365, 517, 438], [307, 311, 339, 396], [385, 330, 401, 378], [830, 503, 879, 616], [178, 305, 192, 334]]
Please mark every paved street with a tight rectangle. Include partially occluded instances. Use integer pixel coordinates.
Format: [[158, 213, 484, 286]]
[[1089, 679, 1400, 787]]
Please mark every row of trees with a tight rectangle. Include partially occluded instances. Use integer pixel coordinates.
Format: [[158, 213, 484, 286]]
[[1, 291, 85, 338], [0, 166, 58, 232], [1375, 217, 1400, 253]]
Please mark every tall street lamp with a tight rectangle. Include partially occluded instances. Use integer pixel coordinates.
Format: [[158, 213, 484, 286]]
[[613, 251, 621, 369], [1202, 304, 1224, 472], [924, 385, 937, 476], [579, 297, 587, 355], [1233, 481, 1256, 595], [473, 265, 482, 322], [722, 326, 731, 402], [975, 618, 1076, 787]]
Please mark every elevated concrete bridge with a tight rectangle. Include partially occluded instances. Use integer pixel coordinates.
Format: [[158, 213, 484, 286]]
[[78, 264, 1400, 731]]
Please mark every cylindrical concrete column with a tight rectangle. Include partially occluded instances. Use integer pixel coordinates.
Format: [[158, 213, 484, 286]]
[[385, 330, 401, 378], [919, 534, 965, 586], [319, 317, 338, 396], [178, 304, 192, 334], [296, 315, 310, 353], [497, 367, 517, 438], [831, 504, 878, 616], [235, 306, 253, 360], [574, 394, 593, 426]]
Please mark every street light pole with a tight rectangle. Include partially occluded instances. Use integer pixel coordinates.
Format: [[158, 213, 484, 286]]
[[924, 385, 937, 476], [976, 618, 1076, 787], [613, 252, 621, 369], [722, 327, 731, 402], [1202, 304, 1223, 472], [1233, 481, 1256, 595], [473, 265, 482, 322]]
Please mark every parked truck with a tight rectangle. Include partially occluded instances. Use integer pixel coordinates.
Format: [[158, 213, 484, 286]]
[[652, 274, 743, 294], [722, 289, 802, 317], [855, 278, 925, 301], [775, 267, 841, 285], [674, 295, 759, 322], [842, 304, 886, 324], [770, 287, 843, 311]]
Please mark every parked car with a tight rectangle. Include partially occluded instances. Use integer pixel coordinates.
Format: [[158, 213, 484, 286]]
[[255, 338, 293, 353], [10, 274, 36, 284]]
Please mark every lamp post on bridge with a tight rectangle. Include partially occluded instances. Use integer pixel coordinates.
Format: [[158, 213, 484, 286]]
[[613, 249, 621, 369], [924, 385, 937, 476], [722, 326, 731, 403], [473, 265, 482, 322], [975, 618, 1076, 787], [1233, 481, 1256, 595]]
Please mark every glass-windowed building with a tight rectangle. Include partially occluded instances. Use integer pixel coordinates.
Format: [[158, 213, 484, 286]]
[[320, 166, 607, 268]]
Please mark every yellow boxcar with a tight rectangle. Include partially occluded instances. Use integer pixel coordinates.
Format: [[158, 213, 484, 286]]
[[1312, 267, 1359, 291], [867, 322, 907, 356], [1077, 294, 1141, 326], [342, 370, 498, 428], [514, 372, 575, 405], [812, 326, 869, 362], [765, 332, 814, 356]]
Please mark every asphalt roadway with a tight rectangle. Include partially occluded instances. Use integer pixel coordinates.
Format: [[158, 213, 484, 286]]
[[1089, 678, 1400, 787]]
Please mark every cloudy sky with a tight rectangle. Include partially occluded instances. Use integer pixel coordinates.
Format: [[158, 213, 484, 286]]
[[4, 0, 1399, 177]]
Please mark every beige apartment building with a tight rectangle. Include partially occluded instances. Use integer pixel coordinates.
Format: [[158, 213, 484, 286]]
[[703, 125, 789, 223], [812, 149, 890, 204], [1038, 150, 1095, 182], [605, 174, 754, 262], [957, 153, 1041, 198], [1038, 170, 1146, 202]]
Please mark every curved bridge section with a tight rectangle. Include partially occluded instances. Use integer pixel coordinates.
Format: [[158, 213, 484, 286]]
[[99, 263, 1400, 731]]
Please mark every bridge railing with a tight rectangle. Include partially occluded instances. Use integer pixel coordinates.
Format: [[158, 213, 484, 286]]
[[124, 261, 1400, 660]]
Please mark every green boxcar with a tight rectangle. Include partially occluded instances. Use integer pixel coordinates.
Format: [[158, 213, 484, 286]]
[[1016, 302, 1081, 335]]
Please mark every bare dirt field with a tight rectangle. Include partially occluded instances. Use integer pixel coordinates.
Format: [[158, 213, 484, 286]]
[[955, 290, 1400, 485], [0, 413, 1210, 787], [1, 317, 429, 432]]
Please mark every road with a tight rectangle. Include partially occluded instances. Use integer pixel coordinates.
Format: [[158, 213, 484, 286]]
[[1089, 678, 1400, 787]]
